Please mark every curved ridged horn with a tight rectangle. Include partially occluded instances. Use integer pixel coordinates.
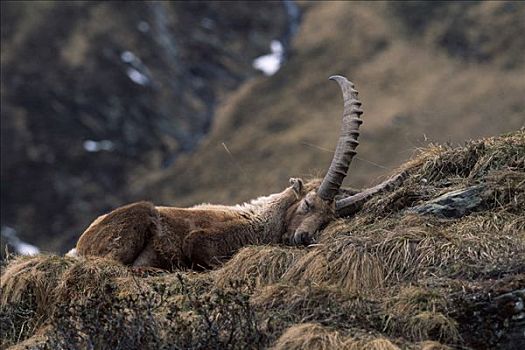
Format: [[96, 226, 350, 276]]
[[317, 75, 363, 201], [335, 171, 408, 217]]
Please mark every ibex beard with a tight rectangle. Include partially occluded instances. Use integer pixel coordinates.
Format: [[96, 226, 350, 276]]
[[70, 75, 368, 270]]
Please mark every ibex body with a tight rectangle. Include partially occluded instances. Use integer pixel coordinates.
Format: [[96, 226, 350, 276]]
[[73, 178, 333, 269], [71, 76, 401, 270]]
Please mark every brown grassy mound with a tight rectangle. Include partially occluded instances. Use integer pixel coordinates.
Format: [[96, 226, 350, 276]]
[[270, 323, 347, 350], [1, 255, 75, 310], [382, 286, 459, 343], [214, 246, 306, 290], [271, 323, 405, 350], [1, 131, 523, 349]]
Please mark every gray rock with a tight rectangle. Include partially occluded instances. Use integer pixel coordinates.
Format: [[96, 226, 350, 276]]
[[409, 185, 486, 218]]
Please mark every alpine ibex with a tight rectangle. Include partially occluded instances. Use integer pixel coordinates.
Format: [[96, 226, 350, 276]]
[[69, 76, 404, 270]]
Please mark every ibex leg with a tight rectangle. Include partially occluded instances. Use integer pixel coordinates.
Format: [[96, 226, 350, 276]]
[[76, 201, 160, 265]]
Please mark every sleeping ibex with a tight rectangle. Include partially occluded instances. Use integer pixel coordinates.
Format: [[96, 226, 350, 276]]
[[69, 76, 404, 270]]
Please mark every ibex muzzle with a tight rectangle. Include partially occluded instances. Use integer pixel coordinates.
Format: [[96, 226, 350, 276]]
[[70, 75, 377, 270]]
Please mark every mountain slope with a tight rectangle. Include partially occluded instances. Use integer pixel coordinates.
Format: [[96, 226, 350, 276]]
[[141, 1, 524, 209]]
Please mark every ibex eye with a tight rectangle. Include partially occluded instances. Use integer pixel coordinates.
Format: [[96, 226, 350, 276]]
[[304, 200, 313, 211]]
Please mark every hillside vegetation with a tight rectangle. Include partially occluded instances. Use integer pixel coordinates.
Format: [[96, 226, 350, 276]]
[[1, 130, 524, 349]]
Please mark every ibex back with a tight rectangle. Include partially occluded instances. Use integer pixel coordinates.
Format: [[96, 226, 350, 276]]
[[70, 76, 390, 270]]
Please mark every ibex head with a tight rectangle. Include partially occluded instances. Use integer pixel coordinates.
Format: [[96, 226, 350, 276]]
[[285, 75, 364, 246]]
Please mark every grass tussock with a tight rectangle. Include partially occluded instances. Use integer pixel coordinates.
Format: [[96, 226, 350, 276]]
[[54, 257, 131, 303], [1, 131, 524, 349], [251, 283, 380, 333], [418, 341, 452, 350], [385, 286, 449, 318], [270, 323, 347, 350], [405, 312, 460, 343], [0, 255, 76, 349], [214, 246, 305, 290], [282, 211, 524, 293], [1, 255, 75, 309], [384, 286, 461, 343], [271, 323, 402, 350], [413, 131, 524, 182]]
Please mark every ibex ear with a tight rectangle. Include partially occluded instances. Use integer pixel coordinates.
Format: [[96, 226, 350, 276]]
[[289, 177, 304, 198]]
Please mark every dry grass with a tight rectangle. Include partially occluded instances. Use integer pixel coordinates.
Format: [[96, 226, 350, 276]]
[[54, 257, 131, 303], [418, 341, 452, 350], [385, 286, 449, 318], [1, 131, 524, 348], [271, 323, 403, 350], [280, 132, 525, 294], [383, 286, 460, 343], [6, 331, 49, 350], [214, 246, 305, 290], [1, 255, 75, 313], [251, 283, 380, 333], [413, 131, 525, 182], [282, 212, 523, 293], [270, 323, 347, 350], [0, 255, 75, 348], [405, 311, 459, 343]]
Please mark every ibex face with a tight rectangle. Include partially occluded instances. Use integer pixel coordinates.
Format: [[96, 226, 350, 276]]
[[285, 178, 334, 246], [287, 192, 334, 245]]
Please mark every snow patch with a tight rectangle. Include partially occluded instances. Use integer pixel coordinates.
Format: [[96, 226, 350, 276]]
[[120, 51, 152, 86], [83, 140, 114, 152], [253, 40, 284, 76], [66, 248, 79, 258], [120, 51, 137, 63], [126, 68, 150, 86], [137, 21, 150, 33], [200, 18, 215, 30], [1, 226, 40, 256]]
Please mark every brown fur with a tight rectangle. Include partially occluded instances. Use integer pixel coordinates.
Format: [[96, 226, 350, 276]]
[[75, 178, 334, 270]]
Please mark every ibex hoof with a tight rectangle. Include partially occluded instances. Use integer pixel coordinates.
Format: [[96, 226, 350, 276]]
[[289, 177, 304, 197]]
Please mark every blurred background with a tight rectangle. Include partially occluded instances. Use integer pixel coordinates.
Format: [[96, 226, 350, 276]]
[[1, 1, 524, 257]]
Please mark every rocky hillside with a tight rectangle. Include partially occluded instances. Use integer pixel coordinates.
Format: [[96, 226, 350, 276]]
[[1, 1, 289, 253], [1, 1, 524, 255], [1, 131, 523, 349]]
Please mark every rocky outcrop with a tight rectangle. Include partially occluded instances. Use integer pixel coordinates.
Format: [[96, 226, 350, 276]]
[[409, 185, 486, 218]]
